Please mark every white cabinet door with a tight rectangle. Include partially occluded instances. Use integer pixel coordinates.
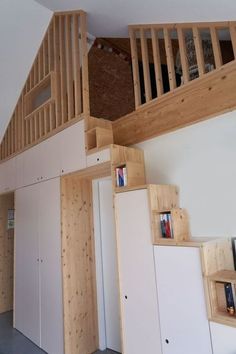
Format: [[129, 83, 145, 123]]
[[15, 185, 40, 346], [210, 322, 236, 354], [115, 189, 162, 354], [60, 120, 86, 175], [23, 144, 42, 186], [1, 157, 16, 192], [154, 246, 212, 354], [39, 178, 64, 354], [39, 134, 61, 181]]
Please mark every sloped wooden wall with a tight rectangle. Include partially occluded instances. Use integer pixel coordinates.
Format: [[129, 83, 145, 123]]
[[0, 10, 89, 162]]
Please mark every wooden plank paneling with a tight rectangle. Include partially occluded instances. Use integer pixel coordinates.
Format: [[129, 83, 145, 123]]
[[163, 27, 176, 90], [113, 60, 236, 146], [61, 176, 98, 354], [0, 193, 14, 314]]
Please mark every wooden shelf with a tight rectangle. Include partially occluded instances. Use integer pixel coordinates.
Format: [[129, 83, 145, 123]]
[[208, 270, 236, 284], [86, 127, 113, 151], [111, 145, 146, 190]]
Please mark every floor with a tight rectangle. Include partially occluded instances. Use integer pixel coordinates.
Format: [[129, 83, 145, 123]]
[[0, 312, 118, 354]]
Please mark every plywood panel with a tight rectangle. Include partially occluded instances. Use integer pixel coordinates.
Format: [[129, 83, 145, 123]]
[[0, 193, 14, 314], [61, 176, 98, 354]]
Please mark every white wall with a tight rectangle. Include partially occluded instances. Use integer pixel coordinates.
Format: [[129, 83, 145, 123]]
[[137, 111, 236, 237], [0, 0, 53, 141]]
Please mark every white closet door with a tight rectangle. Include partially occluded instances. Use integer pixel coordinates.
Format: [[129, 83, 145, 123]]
[[15, 185, 40, 346], [115, 189, 162, 354], [39, 178, 64, 354], [98, 179, 121, 352], [154, 246, 212, 354]]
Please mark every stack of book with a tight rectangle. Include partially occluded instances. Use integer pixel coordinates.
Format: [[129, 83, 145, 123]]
[[160, 212, 173, 238], [224, 282, 236, 316], [115, 165, 127, 187]]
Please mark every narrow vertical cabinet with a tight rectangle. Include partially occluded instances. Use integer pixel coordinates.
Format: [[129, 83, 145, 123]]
[[115, 187, 162, 354], [154, 245, 212, 354], [15, 178, 64, 354]]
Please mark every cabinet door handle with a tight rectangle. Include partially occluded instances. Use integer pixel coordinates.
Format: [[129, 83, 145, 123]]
[[165, 339, 169, 344]]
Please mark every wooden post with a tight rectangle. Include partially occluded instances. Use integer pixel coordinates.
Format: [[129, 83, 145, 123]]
[[210, 27, 222, 69], [177, 26, 189, 84], [80, 11, 90, 117], [140, 28, 152, 102], [129, 28, 141, 108], [151, 28, 164, 97], [193, 26, 205, 76], [73, 14, 82, 116], [163, 27, 177, 90]]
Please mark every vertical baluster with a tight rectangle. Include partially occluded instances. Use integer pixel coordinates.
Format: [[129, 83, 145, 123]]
[[73, 14, 82, 116], [177, 26, 189, 84], [53, 16, 62, 127], [229, 24, 236, 59], [210, 27, 223, 69], [59, 15, 67, 123], [193, 26, 205, 76], [80, 11, 90, 116], [140, 28, 152, 102], [151, 27, 164, 96], [129, 28, 141, 108], [65, 15, 74, 120], [163, 27, 177, 90]]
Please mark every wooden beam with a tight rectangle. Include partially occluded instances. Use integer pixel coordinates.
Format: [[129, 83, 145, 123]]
[[193, 26, 205, 76], [113, 60, 236, 146], [177, 26, 189, 83], [210, 27, 223, 69], [151, 28, 164, 96], [140, 28, 152, 102], [129, 28, 141, 107], [73, 14, 82, 116], [163, 28, 176, 90]]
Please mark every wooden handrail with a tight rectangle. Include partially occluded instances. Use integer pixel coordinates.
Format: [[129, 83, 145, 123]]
[[129, 20, 236, 109]]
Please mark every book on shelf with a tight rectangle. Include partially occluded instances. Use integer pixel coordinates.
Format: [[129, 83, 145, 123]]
[[224, 282, 236, 315], [115, 165, 127, 187], [160, 212, 173, 238]]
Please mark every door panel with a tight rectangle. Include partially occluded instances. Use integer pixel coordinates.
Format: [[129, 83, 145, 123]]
[[15, 185, 40, 346], [98, 179, 121, 352], [154, 246, 212, 354], [39, 178, 64, 354]]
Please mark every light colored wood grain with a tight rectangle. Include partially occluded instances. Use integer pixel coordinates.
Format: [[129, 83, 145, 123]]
[[61, 176, 98, 354], [0, 193, 14, 314], [65, 15, 74, 120], [113, 60, 236, 146], [129, 28, 141, 108], [177, 26, 189, 83], [193, 26, 205, 76], [151, 28, 164, 96], [80, 11, 90, 117], [210, 27, 223, 69], [163, 27, 176, 90], [140, 28, 152, 102], [73, 14, 82, 116]]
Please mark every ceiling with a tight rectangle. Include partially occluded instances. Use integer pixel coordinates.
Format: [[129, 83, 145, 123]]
[[36, 0, 236, 37]]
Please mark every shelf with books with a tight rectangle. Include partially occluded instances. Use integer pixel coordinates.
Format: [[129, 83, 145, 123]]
[[111, 145, 146, 191], [152, 208, 190, 244], [208, 270, 236, 327]]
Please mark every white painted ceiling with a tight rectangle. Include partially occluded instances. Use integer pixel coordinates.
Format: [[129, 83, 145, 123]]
[[36, 0, 236, 37], [1, 0, 236, 143]]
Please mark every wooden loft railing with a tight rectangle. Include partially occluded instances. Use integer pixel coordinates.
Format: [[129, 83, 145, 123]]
[[129, 21, 236, 109], [0, 10, 90, 161]]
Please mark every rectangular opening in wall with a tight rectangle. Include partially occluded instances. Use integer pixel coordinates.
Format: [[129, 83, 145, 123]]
[[218, 28, 234, 64], [24, 73, 54, 118]]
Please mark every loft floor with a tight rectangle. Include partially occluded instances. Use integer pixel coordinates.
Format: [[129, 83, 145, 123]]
[[0, 312, 118, 354]]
